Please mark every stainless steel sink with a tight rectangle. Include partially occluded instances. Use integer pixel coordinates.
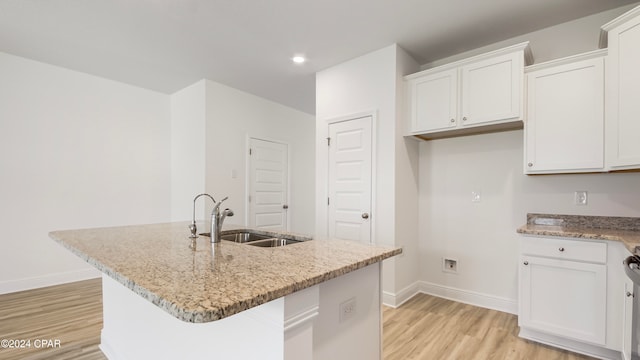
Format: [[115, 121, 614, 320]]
[[220, 232, 272, 243], [247, 238, 302, 247], [200, 230, 306, 247]]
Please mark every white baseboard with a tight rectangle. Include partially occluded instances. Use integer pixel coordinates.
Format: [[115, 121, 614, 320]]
[[0, 268, 100, 294], [382, 282, 420, 308], [382, 280, 517, 315]]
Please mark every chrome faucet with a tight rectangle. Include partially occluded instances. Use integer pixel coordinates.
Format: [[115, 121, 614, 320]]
[[189, 193, 215, 238], [210, 197, 234, 243]]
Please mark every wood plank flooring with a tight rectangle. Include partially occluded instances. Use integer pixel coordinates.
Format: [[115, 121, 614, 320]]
[[0, 279, 596, 359], [0, 279, 105, 360], [383, 293, 596, 360]]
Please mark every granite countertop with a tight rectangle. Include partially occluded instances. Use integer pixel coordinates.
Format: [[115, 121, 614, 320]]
[[49, 222, 401, 323], [517, 213, 640, 255]]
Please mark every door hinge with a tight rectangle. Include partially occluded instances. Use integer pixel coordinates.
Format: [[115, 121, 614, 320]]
[[249, 148, 252, 155], [327, 197, 330, 205], [248, 195, 251, 203], [327, 137, 331, 146]]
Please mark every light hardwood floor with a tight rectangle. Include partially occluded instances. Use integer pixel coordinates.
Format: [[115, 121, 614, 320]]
[[0, 279, 595, 360]]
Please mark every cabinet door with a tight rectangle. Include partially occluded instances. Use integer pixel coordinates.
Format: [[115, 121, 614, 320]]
[[461, 52, 522, 127], [606, 14, 640, 169], [622, 278, 634, 360], [408, 68, 457, 133], [519, 256, 607, 345], [525, 57, 604, 173]]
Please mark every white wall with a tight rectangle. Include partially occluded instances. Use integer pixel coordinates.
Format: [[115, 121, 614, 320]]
[[418, 130, 640, 310], [203, 80, 316, 235], [170, 80, 207, 221], [0, 51, 171, 294], [315, 44, 420, 304]]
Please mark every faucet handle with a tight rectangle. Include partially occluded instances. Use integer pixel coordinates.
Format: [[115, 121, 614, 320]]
[[188, 222, 198, 238]]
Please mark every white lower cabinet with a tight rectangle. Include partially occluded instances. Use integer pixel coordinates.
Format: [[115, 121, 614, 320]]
[[519, 236, 628, 359]]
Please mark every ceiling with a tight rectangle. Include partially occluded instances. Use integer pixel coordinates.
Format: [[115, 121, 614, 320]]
[[1, 0, 638, 115]]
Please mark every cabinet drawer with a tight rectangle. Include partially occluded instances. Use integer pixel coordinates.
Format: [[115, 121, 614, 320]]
[[520, 237, 606, 263]]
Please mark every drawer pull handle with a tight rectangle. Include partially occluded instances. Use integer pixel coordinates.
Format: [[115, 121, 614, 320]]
[[558, 247, 565, 252], [523, 261, 529, 266]]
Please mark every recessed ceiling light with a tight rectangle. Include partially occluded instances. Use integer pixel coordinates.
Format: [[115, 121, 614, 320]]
[[292, 56, 306, 64]]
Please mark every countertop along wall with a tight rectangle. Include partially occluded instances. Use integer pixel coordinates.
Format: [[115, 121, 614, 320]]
[[416, 3, 640, 313], [0, 51, 172, 294]]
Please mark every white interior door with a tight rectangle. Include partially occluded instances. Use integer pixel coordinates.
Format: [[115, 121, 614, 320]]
[[328, 116, 372, 243], [248, 138, 288, 231]]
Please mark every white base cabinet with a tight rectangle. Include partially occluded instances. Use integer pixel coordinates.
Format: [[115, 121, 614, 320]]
[[519, 236, 628, 359]]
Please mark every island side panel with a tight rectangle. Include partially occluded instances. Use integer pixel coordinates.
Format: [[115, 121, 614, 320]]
[[99, 275, 286, 360], [313, 262, 382, 360]]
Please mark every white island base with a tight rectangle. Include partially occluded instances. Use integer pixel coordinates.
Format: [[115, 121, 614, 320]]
[[99, 263, 382, 360]]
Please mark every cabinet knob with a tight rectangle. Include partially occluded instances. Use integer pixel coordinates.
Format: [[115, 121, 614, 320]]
[[527, 162, 533, 167], [627, 291, 635, 298], [283, 204, 289, 209], [558, 247, 565, 252], [450, 118, 455, 123], [362, 212, 369, 219], [462, 117, 467, 121], [523, 261, 529, 265]]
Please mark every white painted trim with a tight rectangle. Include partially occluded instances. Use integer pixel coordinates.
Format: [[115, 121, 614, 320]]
[[382, 281, 420, 308], [0, 268, 100, 294], [245, 135, 292, 232], [524, 49, 607, 73], [519, 327, 621, 360], [283, 306, 319, 332], [323, 110, 378, 245], [381, 280, 517, 315]]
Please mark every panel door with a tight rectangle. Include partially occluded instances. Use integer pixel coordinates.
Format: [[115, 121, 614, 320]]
[[461, 52, 522, 126], [408, 68, 458, 133], [248, 138, 288, 230], [622, 278, 634, 360], [519, 256, 607, 345], [525, 57, 604, 173], [606, 15, 640, 169], [327, 117, 372, 243]]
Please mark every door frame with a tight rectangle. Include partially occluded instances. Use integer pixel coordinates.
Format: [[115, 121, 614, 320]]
[[245, 135, 291, 231], [324, 110, 377, 244]]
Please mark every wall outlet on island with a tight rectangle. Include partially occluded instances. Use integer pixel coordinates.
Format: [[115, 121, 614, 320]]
[[443, 258, 458, 274], [339, 297, 357, 323], [574, 191, 588, 206]]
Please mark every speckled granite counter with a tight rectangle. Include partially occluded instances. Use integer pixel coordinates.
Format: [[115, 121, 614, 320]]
[[517, 213, 640, 255], [49, 222, 400, 323]]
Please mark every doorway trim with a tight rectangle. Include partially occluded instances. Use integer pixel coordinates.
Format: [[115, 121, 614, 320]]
[[245, 135, 292, 231], [323, 110, 377, 244]]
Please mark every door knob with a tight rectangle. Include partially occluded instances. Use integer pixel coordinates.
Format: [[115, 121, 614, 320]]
[[362, 213, 369, 219], [283, 204, 289, 209]]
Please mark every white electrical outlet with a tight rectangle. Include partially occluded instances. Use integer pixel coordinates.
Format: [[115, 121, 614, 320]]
[[443, 258, 458, 274], [339, 297, 356, 323], [575, 191, 588, 206]]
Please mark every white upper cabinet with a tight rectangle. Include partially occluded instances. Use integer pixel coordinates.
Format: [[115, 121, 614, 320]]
[[524, 51, 605, 174], [409, 68, 457, 132], [405, 42, 532, 139], [461, 52, 523, 126], [602, 6, 640, 170]]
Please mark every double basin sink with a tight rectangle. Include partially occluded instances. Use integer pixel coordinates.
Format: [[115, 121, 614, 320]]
[[200, 230, 308, 247]]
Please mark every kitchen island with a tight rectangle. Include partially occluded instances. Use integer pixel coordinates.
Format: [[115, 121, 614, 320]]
[[49, 222, 400, 360]]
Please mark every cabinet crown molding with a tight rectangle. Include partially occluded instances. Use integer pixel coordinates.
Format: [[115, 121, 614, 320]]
[[404, 42, 532, 80], [599, 4, 640, 48], [524, 49, 607, 73]]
